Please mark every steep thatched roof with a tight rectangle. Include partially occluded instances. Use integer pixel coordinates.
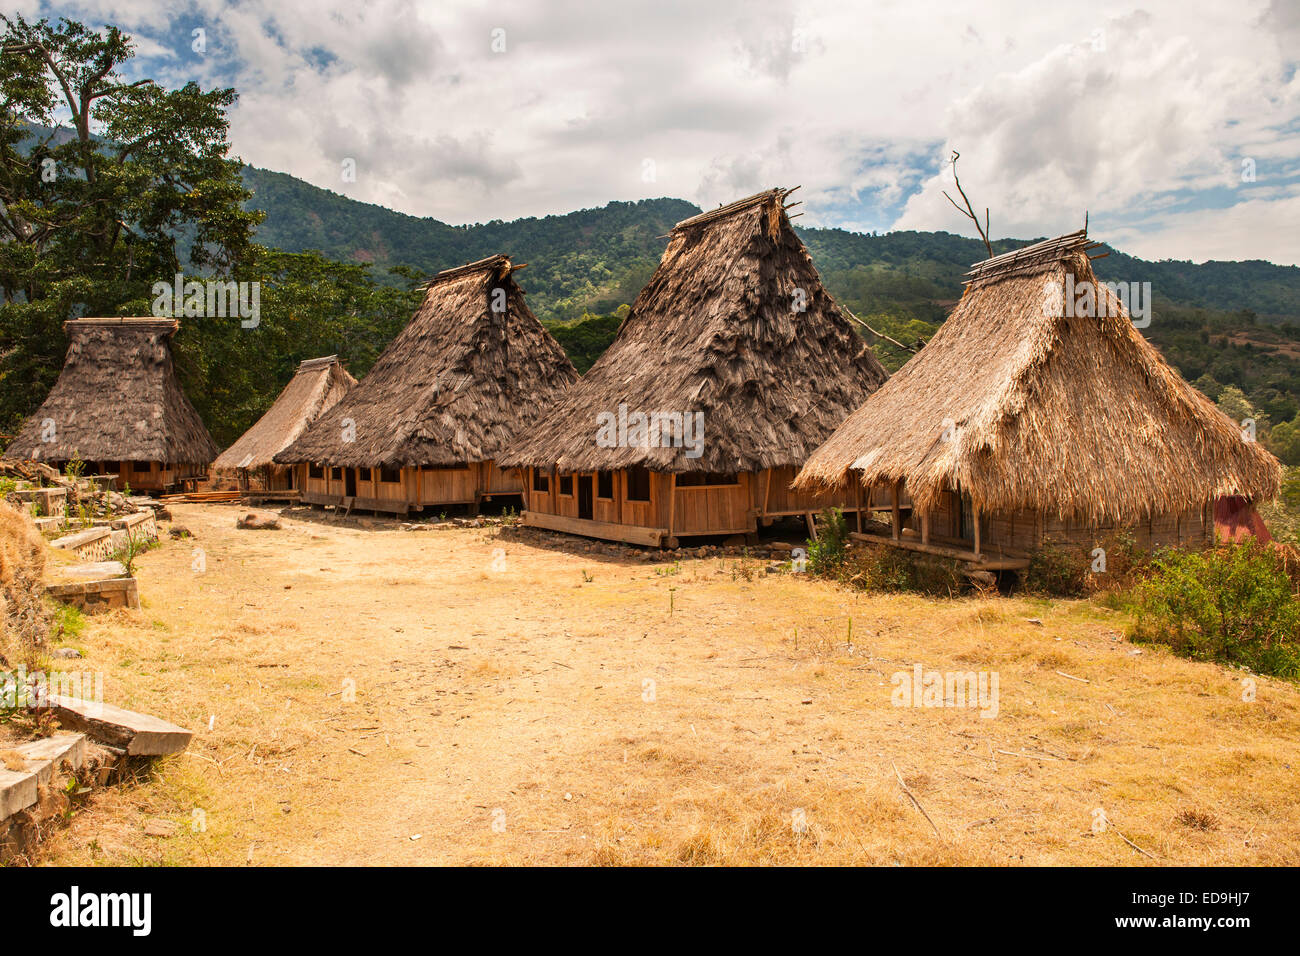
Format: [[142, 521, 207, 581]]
[[214, 356, 356, 472], [501, 188, 887, 474], [796, 231, 1281, 522], [275, 255, 578, 468], [5, 318, 218, 464]]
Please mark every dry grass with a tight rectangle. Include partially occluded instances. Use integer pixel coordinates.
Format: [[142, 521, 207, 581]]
[[30, 504, 1300, 866]]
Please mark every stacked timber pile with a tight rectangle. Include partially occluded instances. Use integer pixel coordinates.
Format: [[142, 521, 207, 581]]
[[159, 489, 241, 504]]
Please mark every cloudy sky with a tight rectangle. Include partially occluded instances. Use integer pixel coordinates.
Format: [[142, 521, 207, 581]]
[[19, 0, 1300, 264]]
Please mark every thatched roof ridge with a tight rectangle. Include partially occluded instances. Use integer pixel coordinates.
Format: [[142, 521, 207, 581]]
[[213, 355, 356, 471], [500, 188, 888, 474], [795, 233, 1281, 522], [5, 317, 219, 464], [424, 253, 513, 286], [275, 255, 577, 468]]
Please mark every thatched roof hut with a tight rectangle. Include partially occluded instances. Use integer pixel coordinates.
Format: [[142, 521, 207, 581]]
[[214, 356, 355, 473], [6, 317, 218, 467], [502, 188, 887, 475], [276, 254, 577, 471], [795, 230, 1281, 529]]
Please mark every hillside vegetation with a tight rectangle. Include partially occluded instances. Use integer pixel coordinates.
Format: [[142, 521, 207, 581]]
[[245, 168, 1300, 458]]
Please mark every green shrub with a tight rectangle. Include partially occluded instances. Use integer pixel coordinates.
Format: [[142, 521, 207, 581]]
[[1129, 540, 1300, 678], [1024, 533, 1148, 598], [47, 599, 86, 642], [806, 507, 848, 575], [1024, 545, 1087, 596], [836, 541, 965, 597]]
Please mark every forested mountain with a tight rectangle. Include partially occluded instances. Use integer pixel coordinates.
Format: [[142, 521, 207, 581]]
[[244, 165, 1300, 431], [243, 167, 693, 323]]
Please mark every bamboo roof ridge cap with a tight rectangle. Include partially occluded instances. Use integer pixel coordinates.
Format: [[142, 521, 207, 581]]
[[670, 187, 790, 231], [64, 316, 178, 332], [963, 230, 1089, 285], [422, 254, 512, 287]]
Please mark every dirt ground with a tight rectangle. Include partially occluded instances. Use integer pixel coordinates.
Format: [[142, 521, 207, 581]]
[[31, 503, 1300, 866]]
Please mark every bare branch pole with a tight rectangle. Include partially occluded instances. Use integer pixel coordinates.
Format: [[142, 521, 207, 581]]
[[892, 762, 943, 839], [942, 150, 992, 258], [839, 305, 919, 355]]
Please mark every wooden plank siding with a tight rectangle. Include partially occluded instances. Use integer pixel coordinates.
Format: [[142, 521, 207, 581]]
[[86, 459, 205, 493], [881, 482, 1216, 560], [521, 466, 866, 546], [291, 460, 524, 513]]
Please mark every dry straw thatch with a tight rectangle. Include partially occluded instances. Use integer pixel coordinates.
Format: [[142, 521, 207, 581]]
[[502, 188, 887, 474], [795, 231, 1281, 523], [5, 318, 218, 465], [213, 356, 356, 472], [0, 501, 48, 668], [276, 255, 577, 468]]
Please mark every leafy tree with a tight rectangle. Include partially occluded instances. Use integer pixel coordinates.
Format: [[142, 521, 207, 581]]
[[1191, 372, 1223, 402], [1267, 414, 1300, 466], [175, 248, 421, 445], [1216, 386, 1268, 437], [0, 15, 262, 429]]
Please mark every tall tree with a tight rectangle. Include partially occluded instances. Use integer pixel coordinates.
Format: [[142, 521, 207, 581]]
[[0, 15, 262, 429]]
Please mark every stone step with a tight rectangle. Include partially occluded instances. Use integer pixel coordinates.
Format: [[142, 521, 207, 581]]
[[49, 561, 129, 581], [45, 576, 139, 612], [0, 734, 86, 821], [49, 526, 113, 562], [47, 695, 192, 756]]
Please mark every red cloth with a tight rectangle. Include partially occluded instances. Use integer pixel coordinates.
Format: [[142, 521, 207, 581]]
[[1214, 495, 1272, 544]]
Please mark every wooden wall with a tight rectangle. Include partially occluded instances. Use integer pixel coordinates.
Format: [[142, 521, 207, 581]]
[[524, 466, 869, 542], [762, 466, 870, 516], [89, 459, 203, 493], [895, 489, 1215, 555], [293, 459, 522, 512]]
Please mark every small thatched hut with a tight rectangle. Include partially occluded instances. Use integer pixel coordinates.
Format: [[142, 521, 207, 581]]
[[5, 317, 218, 493], [213, 355, 356, 491], [795, 230, 1282, 569], [275, 255, 578, 515], [501, 188, 889, 547]]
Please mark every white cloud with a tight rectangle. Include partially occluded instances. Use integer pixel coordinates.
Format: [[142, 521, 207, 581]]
[[31, 0, 1300, 263]]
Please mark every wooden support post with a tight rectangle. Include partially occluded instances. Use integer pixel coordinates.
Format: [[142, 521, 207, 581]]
[[854, 477, 863, 533], [891, 481, 901, 541], [762, 468, 772, 520], [972, 502, 982, 558], [667, 473, 677, 538], [921, 509, 930, 545]]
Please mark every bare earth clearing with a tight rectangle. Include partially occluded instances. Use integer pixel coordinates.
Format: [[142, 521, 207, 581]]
[[35, 504, 1300, 866]]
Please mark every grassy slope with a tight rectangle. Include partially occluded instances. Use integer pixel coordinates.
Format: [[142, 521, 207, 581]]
[[33, 509, 1300, 866]]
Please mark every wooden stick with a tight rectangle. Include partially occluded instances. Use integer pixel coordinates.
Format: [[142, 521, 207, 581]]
[[1112, 825, 1157, 860], [667, 472, 677, 536], [891, 482, 901, 541], [996, 749, 1061, 761], [854, 477, 863, 533], [892, 762, 942, 839], [942, 150, 993, 258], [1055, 670, 1090, 684], [839, 305, 919, 355]]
